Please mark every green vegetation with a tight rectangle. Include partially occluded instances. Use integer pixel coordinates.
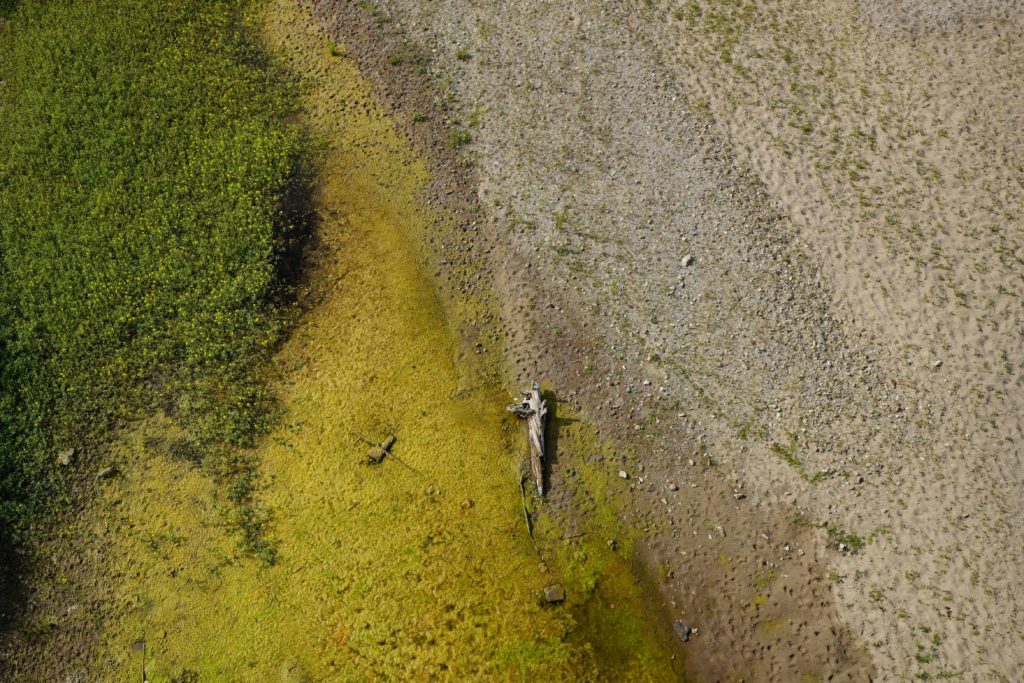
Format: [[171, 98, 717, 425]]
[[356, 0, 390, 24], [0, 0, 304, 544], [387, 41, 427, 67], [770, 437, 802, 470], [826, 525, 865, 552], [448, 127, 472, 148]]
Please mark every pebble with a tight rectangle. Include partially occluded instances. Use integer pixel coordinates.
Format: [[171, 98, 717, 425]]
[[619, 470, 629, 479], [460, 499, 474, 509], [668, 482, 679, 491]]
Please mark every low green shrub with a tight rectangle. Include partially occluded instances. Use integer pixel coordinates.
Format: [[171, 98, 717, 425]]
[[0, 0, 305, 541]]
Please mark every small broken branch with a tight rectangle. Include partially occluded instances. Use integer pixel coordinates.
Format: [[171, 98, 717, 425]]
[[352, 431, 420, 473], [520, 476, 540, 556], [508, 381, 547, 496]]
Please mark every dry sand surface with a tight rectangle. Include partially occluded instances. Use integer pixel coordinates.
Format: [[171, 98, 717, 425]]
[[315, 0, 1024, 680]]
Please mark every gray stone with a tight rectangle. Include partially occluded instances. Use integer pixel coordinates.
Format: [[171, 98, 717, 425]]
[[96, 466, 118, 480], [672, 621, 693, 642], [543, 584, 566, 604], [57, 448, 76, 466]]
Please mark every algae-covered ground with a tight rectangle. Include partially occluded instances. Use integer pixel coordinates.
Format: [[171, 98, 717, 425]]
[[68, 2, 679, 680]]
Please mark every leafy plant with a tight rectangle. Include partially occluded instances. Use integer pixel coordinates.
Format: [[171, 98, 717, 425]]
[[0, 0, 305, 554]]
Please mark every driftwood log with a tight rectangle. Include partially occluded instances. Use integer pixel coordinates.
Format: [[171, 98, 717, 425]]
[[508, 382, 547, 496]]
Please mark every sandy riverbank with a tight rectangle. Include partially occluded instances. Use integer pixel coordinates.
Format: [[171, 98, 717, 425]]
[[313, 0, 1024, 679]]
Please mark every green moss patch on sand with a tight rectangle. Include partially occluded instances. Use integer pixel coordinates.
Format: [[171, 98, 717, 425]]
[[78, 2, 677, 681]]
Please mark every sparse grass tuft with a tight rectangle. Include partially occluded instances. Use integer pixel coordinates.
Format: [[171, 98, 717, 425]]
[[448, 127, 472, 148], [827, 526, 865, 552]]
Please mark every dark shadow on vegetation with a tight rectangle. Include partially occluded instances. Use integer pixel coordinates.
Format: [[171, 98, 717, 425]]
[[541, 389, 579, 495], [0, 539, 28, 678], [274, 156, 321, 308]]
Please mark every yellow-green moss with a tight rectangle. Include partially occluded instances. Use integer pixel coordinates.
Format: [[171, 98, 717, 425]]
[[84, 2, 677, 681]]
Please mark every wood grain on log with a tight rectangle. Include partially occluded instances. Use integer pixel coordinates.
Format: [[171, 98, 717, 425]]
[[508, 382, 547, 496]]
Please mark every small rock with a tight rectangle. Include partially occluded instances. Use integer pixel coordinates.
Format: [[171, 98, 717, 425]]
[[96, 466, 118, 480], [619, 470, 629, 479], [933, 359, 943, 368], [607, 539, 617, 551], [714, 525, 726, 538], [668, 482, 679, 491], [672, 621, 693, 642], [688, 459, 695, 467], [460, 499, 474, 510], [57, 448, 76, 466], [682, 254, 695, 267], [543, 584, 566, 604]]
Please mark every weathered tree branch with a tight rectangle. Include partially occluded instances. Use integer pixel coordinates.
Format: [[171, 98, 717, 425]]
[[508, 382, 547, 496]]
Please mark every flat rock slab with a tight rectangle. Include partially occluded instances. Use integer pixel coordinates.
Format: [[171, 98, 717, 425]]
[[542, 584, 566, 604]]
